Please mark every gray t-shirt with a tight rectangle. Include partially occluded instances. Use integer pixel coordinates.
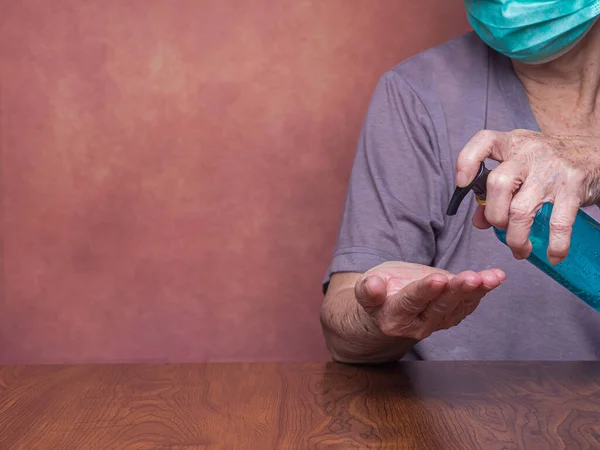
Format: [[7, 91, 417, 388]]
[[323, 31, 600, 360]]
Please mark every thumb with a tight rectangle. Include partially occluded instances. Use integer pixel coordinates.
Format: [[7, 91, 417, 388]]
[[472, 204, 492, 229], [355, 274, 387, 311], [455, 130, 510, 186]]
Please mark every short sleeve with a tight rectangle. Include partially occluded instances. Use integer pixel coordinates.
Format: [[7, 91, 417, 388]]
[[323, 70, 445, 293]]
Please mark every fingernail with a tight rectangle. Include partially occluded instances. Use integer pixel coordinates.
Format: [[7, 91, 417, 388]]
[[548, 256, 561, 266], [512, 251, 527, 261], [456, 170, 469, 187]]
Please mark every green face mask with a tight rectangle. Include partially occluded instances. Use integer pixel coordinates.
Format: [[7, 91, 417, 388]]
[[464, 0, 600, 64]]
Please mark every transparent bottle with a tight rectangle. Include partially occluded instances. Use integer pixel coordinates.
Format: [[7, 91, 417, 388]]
[[447, 162, 600, 312]]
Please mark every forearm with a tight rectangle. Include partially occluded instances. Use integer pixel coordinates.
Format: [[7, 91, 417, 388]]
[[320, 287, 418, 364]]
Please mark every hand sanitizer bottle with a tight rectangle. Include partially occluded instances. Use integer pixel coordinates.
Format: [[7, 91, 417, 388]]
[[446, 162, 600, 312]]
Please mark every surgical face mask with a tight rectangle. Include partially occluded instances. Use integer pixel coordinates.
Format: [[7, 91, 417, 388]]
[[463, 0, 600, 64]]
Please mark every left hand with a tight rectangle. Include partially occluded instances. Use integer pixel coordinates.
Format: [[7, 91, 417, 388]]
[[456, 129, 600, 265]]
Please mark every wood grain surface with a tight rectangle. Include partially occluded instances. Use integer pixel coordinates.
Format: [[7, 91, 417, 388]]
[[1, 362, 600, 449]]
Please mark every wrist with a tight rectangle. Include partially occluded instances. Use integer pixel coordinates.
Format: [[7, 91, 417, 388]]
[[321, 293, 418, 363]]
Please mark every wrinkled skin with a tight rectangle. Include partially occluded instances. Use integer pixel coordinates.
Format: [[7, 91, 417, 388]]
[[353, 262, 504, 341], [456, 129, 600, 264]]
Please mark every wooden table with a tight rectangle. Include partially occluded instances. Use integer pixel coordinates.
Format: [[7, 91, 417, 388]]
[[2, 361, 600, 449]]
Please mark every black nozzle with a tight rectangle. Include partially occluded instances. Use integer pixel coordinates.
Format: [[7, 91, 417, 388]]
[[446, 162, 490, 216]]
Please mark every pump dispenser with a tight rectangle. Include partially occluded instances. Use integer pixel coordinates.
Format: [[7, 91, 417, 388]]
[[447, 162, 600, 312]]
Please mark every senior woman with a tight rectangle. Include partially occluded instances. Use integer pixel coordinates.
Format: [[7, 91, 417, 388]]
[[321, 1, 600, 362]]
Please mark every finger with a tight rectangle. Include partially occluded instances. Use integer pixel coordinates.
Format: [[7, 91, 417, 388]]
[[446, 270, 482, 295], [485, 160, 528, 230], [443, 290, 487, 328], [547, 191, 580, 265], [393, 273, 448, 317], [442, 270, 503, 328], [479, 269, 503, 290], [504, 181, 544, 260], [456, 130, 511, 187], [355, 274, 387, 311], [472, 204, 492, 229], [488, 268, 506, 284], [465, 271, 503, 306], [419, 271, 482, 327], [463, 291, 486, 315]]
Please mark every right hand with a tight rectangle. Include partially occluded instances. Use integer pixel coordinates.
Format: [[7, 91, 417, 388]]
[[355, 262, 505, 341]]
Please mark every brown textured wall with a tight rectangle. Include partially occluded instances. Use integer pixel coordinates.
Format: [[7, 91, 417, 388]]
[[0, 1, 470, 363]]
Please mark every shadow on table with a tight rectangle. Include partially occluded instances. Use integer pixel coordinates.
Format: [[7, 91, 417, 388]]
[[310, 361, 458, 448]]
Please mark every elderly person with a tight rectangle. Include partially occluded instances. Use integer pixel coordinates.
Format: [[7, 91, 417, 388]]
[[321, 1, 600, 362]]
